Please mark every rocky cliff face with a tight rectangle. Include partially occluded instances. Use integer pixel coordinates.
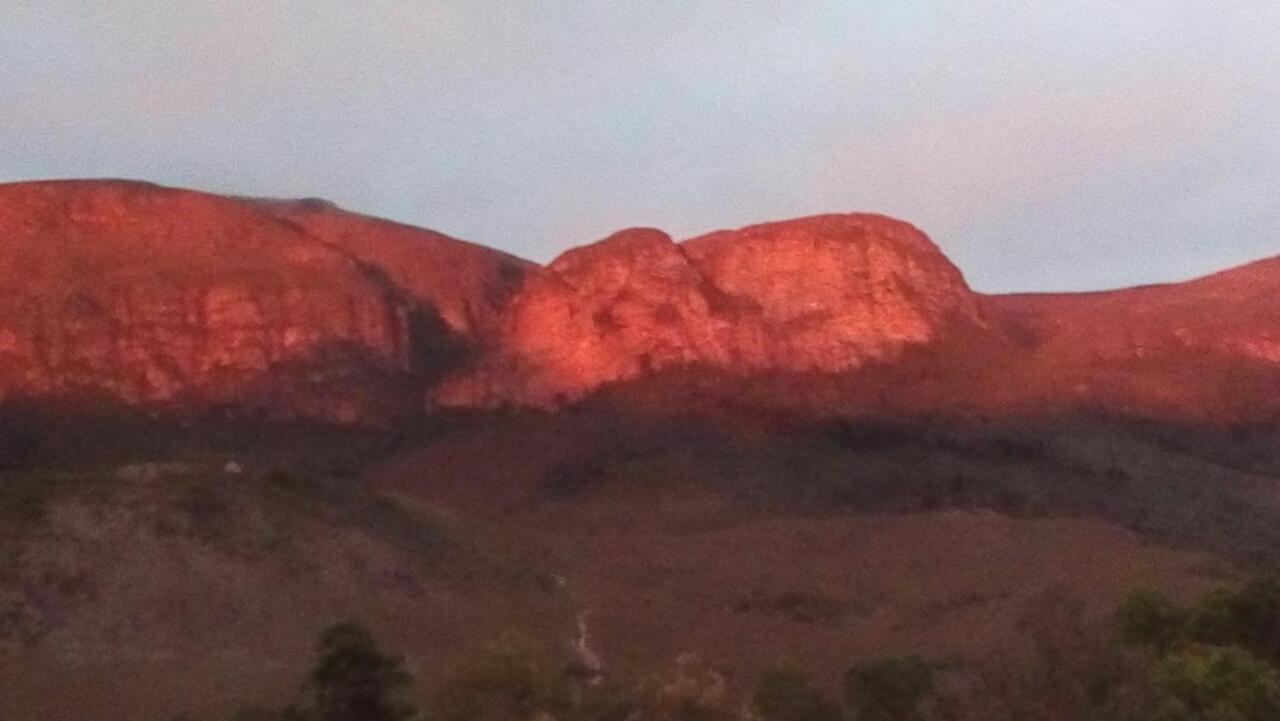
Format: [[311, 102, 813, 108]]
[[435, 211, 1280, 421], [253, 198, 532, 343], [0, 180, 524, 422], [5, 178, 1278, 423], [435, 214, 985, 407], [684, 214, 984, 369]]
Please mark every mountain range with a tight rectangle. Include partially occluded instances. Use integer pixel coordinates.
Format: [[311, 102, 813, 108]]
[[2, 178, 1277, 424], [5, 178, 1280, 720]]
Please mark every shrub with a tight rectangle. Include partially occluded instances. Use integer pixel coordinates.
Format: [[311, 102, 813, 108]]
[[1118, 591, 1189, 651], [1188, 577, 1280, 663], [631, 654, 742, 721], [233, 622, 413, 721], [263, 468, 318, 494], [430, 647, 547, 721], [1141, 645, 1280, 721], [732, 589, 853, 626], [843, 656, 935, 721], [232, 706, 309, 721], [1120, 577, 1280, 663], [752, 668, 840, 721], [309, 622, 414, 721], [428, 645, 630, 721]]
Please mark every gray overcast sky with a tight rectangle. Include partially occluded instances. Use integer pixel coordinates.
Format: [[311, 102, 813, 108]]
[[3, 1, 1278, 292]]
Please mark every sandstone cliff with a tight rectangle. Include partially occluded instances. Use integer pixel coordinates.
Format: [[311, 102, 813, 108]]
[[435, 214, 985, 407], [253, 198, 532, 342], [4, 178, 1278, 423], [0, 180, 525, 422]]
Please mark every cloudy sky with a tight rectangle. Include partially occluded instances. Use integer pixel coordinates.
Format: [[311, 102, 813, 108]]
[[3, 1, 1278, 292]]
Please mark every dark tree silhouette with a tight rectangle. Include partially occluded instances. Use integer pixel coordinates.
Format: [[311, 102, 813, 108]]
[[309, 622, 413, 721]]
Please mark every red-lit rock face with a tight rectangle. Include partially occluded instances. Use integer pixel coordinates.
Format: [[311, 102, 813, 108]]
[[436, 215, 985, 407], [500, 228, 738, 399], [989, 257, 1280, 363], [685, 214, 984, 370], [254, 198, 532, 342], [7, 178, 1277, 423], [0, 181, 523, 422], [979, 257, 1280, 420]]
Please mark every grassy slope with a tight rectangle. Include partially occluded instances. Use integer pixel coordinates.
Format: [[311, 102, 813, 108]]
[[374, 407, 1280, 685], [3, 405, 1279, 718], [0, 425, 570, 721]]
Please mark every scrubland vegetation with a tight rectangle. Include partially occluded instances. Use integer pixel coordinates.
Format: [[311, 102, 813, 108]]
[[229, 574, 1280, 721], [4, 409, 1280, 720]]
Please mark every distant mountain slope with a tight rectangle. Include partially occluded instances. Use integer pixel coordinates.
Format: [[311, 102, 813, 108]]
[[988, 256, 1280, 364], [982, 256, 1280, 420]]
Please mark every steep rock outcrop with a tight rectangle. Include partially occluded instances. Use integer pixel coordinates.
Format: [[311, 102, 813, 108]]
[[0, 181, 416, 420], [500, 228, 737, 387], [684, 214, 984, 370], [10, 177, 1276, 423], [436, 214, 985, 407], [254, 198, 532, 342]]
